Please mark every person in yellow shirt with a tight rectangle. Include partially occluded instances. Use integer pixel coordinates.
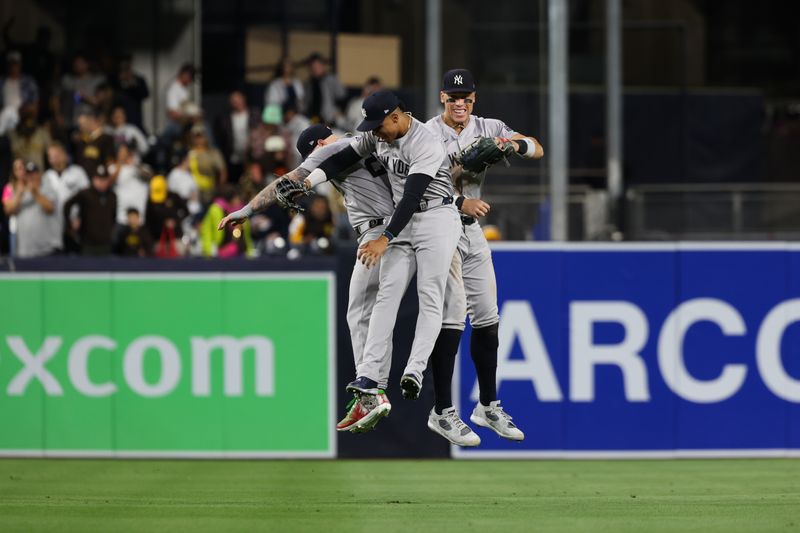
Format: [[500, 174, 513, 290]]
[[188, 124, 227, 204], [200, 184, 253, 257]]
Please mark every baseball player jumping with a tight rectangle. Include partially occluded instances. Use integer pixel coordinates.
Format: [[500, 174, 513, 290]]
[[218, 123, 397, 432], [301, 89, 461, 406], [424, 68, 544, 446]]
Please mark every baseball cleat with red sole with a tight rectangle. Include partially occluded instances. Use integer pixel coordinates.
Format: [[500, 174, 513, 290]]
[[336, 392, 391, 432]]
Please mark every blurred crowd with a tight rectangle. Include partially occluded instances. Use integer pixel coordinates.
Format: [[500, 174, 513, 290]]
[[0, 31, 384, 259]]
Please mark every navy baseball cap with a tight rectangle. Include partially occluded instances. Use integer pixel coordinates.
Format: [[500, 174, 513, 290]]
[[296, 124, 332, 159], [356, 89, 400, 132], [442, 68, 476, 93]]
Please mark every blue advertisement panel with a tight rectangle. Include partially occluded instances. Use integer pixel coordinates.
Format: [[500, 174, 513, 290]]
[[456, 243, 800, 458]]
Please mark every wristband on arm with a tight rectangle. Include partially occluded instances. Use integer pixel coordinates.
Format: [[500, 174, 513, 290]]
[[515, 138, 536, 158], [305, 168, 328, 188]]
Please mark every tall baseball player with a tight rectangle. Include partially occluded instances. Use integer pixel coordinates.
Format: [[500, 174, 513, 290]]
[[424, 68, 544, 445], [300, 89, 461, 404], [218, 124, 396, 432]]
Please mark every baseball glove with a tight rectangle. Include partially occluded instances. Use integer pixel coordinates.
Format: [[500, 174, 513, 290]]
[[275, 177, 312, 212], [457, 136, 515, 174]]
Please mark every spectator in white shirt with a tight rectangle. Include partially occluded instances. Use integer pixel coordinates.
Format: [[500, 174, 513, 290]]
[[213, 90, 258, 183], [108, 105, 149, 157], [167, 150, 199, 203], [162, 63, 196, 142], [166, 63, 195, 125], [43, 142, 90, 212], [3, 161, 60, 257], [265, 57, 304, 113], [43, 143, 89, 253], [0, 51, 39, 135], [111, 143, 148, 226]]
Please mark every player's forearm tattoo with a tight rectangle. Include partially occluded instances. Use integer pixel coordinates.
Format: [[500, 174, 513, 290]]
[[247, 167, 311, 214]]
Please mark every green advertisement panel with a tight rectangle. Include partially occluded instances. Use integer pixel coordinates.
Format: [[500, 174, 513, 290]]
[[0, 273, 335, 458]]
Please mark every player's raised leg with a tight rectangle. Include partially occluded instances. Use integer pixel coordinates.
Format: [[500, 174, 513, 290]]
[[339, 226, 394, 432], [401, 207, 461, 398], [353, 242, 416, 389]]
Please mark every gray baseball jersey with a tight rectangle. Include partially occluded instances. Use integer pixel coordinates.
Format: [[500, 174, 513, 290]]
[[428, 114, 511, 329], [348, 117, 461, 386], [349, 117, 454, 203], [299, 138, 395, 388], [426, 114, 516, 200], [300, 138, 395, 228]]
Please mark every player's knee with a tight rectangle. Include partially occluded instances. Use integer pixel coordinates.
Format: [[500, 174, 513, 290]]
[[470, 311, 499, 330], [473, 322, 499, 349], [441, 319, 466, 331]]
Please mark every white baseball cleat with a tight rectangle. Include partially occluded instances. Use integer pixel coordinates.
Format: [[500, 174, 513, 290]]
[[470, 400, 525, 441], [427, 407, 481, 447]]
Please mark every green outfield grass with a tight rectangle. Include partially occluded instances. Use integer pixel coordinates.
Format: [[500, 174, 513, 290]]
[[1, 458, 799, 532]]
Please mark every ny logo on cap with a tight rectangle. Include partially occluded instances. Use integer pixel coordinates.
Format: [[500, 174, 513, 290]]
[[454, 74, 463, 85], [361, 108, 367, 118]]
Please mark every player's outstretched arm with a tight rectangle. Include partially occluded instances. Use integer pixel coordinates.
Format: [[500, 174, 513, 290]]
[[216, 167, 311, 231]]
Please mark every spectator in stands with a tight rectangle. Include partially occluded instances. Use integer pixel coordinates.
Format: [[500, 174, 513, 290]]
[[239, 160, 266, 202], [1, 158, 26, 255], [302, 195, 334, 243], [44, 142, 89, 253], [166, 150, 199, 205], [262, 134, 289, 177], [200, 184, 253, 257], [304, 52, 345, 125], [145, 174, 188, 257], [44, 143, 89, 212], [343, 76, 381, 132], [61, 53, 104, 127], [111, 143, 148, 227], [265, 56, 304, 113], [0, 51, 39, 106], [108, 105, 148, 157], [0, 51, 39, 135], [2, 161, 60, 257], [9, 102, 50, 170], [214, 90, 259, 183], [188, 123, 227, 203], [248, 104, 281, 166], [113, 207, 152, 257], [111, 55, 149, 131], [283, 103, 311, 168], [63, 164, 116, 255], [163, 63, 196, 141], [2, 21, 55, 98], [93, 82, 115, 124], [73, 107, 115, 176]]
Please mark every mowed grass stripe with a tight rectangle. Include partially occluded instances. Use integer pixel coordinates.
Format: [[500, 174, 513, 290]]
[[1, 459, 799, 532]]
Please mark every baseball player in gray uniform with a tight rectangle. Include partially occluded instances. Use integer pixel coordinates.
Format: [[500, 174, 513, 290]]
[[424, 68, 544, 445], [297, 125, 399, 432], [218, 123, 397, 432], [301, 89, 461, 404]]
